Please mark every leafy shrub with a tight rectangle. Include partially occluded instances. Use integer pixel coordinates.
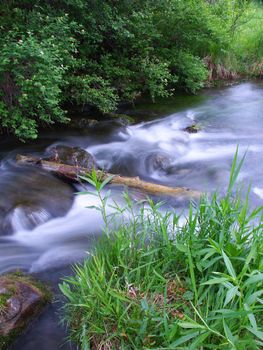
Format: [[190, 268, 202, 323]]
[[0, 8, 76, 139], [171, 51, 208, 93], [0, 0, 262, 139], [69, 75, 119, 113], [0, 35, 69, 139]]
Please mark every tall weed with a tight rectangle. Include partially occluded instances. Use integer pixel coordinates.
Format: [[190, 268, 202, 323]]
[[60, 154, 263, 349]]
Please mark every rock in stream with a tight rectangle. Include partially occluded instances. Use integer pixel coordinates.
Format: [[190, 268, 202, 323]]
[[45, 145, 97, 170], [0, 272, 51, 349], [0, 167, 74, 235]]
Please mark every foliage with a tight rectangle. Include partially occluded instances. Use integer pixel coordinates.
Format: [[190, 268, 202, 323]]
[[69, 75, 119, 113], [0, 0, 262, 139], [60, 154, 263, 349], [0, 8, 76, 140], [231, 2, 263, 74], [0, 34, 70, 140], [171, 52, 208, 93], [207, 1, 263, 75]]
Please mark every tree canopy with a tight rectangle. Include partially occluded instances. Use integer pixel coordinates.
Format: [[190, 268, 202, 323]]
[[0, 0, 262, 139]]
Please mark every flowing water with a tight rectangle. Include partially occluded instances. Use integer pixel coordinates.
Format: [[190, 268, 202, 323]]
[[1, 81, 263, 349]]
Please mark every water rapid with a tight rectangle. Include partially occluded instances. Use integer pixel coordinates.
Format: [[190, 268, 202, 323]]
[[1, 81, 263, 349]]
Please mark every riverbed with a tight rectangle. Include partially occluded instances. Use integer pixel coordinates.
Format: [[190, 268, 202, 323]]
[[1, 81, 263, 349]]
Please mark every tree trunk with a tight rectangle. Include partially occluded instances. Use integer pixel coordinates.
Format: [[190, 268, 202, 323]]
[[16, 154, 201, 199]]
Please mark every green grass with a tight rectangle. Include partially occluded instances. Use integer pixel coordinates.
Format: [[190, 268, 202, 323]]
[[60, 156, 263, 349]]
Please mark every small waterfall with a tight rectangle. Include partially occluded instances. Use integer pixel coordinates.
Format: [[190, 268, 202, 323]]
[[9, 206, 52, 232]]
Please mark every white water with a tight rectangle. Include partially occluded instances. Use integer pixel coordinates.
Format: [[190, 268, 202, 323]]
[[1, 82, 263, 349], [1, 82, 263, 275]]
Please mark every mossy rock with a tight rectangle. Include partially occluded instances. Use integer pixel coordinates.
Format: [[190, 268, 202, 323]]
[[183, 124, 201, 134], [105, 112, 135, 126], [69, 117, 99, 129], [0, 272, 51, 349], [45, 145, 97, 170]]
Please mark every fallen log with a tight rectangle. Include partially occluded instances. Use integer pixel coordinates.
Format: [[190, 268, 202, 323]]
[[16, 154, 201, 199]]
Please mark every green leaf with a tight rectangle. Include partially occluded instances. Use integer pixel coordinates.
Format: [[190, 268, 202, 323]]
[[178, 321, 206, 330], [227, 147, 246, 195], [201, 256, 222, 270], [176, 243, 188, 253], [244, 273, 263, 287], [223, 318, 236, 348], [76, 191, 98, 196], [85, 205, 100, 211], [169, 331, 200, 347], [79, 175, 96, 187], [189, 331, 210, 349], [241, 243, 257, 275], [246, 290, 263, 306], [222, 250, 236, 279], [202, 277, 229, 285], [100, 175, 114, 190], [224, 286, 240, 306], [246, 327, 263, 341], [153, 269, 166, 282], [244, 303, 258, 330], [108, 289, 130, 302]]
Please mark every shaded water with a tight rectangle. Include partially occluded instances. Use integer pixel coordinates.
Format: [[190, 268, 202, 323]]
[[1, 81, 263, 349]]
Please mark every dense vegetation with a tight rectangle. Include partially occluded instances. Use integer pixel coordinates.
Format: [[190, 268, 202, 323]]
[[0, 0, 263, 139], [60, 157, 263, 349]]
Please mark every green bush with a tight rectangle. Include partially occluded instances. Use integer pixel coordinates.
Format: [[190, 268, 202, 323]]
[[207, 0, 263, 76], [0, 8, 76, 140], [0, 35, 69, 140], [60, 157, 263, 349], [171, 51, 208, 93], [69, 75, 119, 113], [0, 0, 262, 139]]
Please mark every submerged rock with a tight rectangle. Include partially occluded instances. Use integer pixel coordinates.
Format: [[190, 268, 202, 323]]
[[0, 168, 74, 235], [46, 145, 97, 170], [145, 152, 173, 173], [184, 124, 200, 134], [104, 113, 135, 126], [68, 112, 134, 130], [69, 117, 99, 129], [0, 272, 51, 349]]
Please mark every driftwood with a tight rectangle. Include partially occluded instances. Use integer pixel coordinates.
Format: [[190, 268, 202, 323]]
[[16, 154, 200, 199]]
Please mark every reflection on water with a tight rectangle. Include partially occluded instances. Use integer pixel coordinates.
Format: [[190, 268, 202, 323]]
[[1, 81, 263, 349]]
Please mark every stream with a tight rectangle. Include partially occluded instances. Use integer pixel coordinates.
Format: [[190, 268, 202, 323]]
[[1, 81, 263, 349]]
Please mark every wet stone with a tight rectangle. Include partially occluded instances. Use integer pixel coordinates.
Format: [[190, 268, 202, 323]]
[[0, 273, 51, 349], [145, 152, 173, 173], [69, 117, 99, 129], [45, 145, 97, 170], [0, 168, 74, 235], [183, 124, 200, 134], [4, 298, 21, 321]]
